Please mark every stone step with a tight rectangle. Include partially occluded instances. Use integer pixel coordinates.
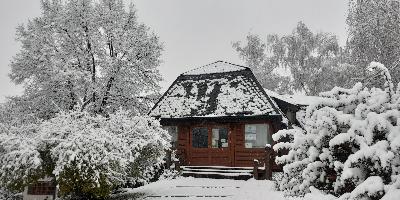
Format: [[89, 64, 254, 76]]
[[182, 168, 252, 174], [181, 172, 253, 180], [180, 166, 254, 180], [181, 166, 253, 171]]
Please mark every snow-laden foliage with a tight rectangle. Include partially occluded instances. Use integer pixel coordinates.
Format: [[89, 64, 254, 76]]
[[233, 22, 356, 95], [0, 110, 170, 199], [274, 62, 400, 198], [347, 0, 400, 87], [8, 0, 163, 119], [0, 124, 42, 192], [0, 187, 21, 200]]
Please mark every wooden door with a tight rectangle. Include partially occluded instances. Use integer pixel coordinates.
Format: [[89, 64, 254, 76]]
[[208, 126, 231, 166], [188, 125, 232, 166], [188, 126, 209, 166]]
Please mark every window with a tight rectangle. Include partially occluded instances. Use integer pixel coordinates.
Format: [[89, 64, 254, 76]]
[[163, 126, 178, 148], [244, 124, 272, 148], [211, 127, 228, 148], [192, 127, 208, 148]]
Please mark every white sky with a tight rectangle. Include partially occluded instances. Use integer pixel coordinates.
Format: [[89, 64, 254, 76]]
[[0, 0, 348, 102]]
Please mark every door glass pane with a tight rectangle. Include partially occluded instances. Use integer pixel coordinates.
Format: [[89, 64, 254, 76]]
[[211, 127, 228, 148], [245, 124, 271, 148], [192, 127, 208, 148]]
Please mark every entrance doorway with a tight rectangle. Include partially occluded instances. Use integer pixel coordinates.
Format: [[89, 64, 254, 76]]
[[188, 125, 232, 166]]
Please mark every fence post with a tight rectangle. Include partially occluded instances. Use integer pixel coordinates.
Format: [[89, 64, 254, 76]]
[[253, 159, 259, 180], [265, 145, 273, 180], [174, 159, 181, 172], [165, 149, 172, 169]]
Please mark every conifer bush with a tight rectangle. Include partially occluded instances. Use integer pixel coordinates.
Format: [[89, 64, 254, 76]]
[[274, 62, 400, 199]]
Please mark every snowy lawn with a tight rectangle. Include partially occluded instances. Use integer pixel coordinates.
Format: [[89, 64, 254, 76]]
[[117, 177, 287, 200]]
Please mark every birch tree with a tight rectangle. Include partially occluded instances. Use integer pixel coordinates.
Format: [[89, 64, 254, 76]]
[[347, 0, 400, 87], [234, 22, 355, 95]]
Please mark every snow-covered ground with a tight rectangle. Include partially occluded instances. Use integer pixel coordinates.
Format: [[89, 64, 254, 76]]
[[123, 177, 286, 200]]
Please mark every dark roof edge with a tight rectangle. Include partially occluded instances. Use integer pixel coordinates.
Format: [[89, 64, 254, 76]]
[[271, 97, 302, 110], [271, 95, 307, 107], [159, 114, 283, 123]]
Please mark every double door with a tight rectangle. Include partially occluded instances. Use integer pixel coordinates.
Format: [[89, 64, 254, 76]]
[[188, 125, 232, 166]]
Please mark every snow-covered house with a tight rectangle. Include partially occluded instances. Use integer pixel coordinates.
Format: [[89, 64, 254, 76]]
[[149, 61, 288, 172]]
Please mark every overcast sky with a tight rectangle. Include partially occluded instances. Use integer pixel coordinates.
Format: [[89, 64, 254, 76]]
[[0, 0, 348, 102]]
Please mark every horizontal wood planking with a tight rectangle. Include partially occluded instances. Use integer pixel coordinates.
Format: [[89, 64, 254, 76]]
[[172, 119, 281, 172]]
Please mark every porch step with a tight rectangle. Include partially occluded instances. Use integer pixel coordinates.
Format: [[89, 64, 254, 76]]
[[180, 166, 253, 180]]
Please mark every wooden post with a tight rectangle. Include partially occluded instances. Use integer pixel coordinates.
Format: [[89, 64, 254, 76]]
[[174, 159, 181, 172], [165, 149, 172, 169], [253, 159, 259, 180], [265, 152, 272, 180], [265, 145, 273, 180]]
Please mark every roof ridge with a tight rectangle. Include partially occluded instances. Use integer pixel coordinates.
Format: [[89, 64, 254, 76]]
[[217, 60, 248, 69], [182, 61, 220, 75], [182, 60, 248, 75]]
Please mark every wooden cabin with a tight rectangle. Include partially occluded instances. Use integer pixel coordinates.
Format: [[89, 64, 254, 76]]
[[149, 61, 290, 174]]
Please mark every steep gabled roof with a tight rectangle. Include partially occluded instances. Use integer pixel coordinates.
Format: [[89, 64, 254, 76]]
[[150, 61, 282, 119]]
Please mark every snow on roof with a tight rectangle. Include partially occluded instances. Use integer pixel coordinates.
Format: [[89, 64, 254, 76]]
[[284, 95, 327, 106], [182, 61, 248, 75], [264, 88, 326, 106], [150, 63, 281, 118]]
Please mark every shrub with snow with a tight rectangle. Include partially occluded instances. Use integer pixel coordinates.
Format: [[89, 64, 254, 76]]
[[0, 110, 170, 199], [0, 124, 42, 192], [0, 187, 22, 200], [273, 62, 400, 199]]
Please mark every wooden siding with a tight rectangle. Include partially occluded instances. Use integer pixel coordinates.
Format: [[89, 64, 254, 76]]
[[176, 125, 189, 165], [233, 123, 270, 167], [173, 119, 282, 171]]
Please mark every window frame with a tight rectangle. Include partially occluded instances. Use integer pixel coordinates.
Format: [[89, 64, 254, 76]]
[[190, 125, 230, 149], [191, 126, 209, 148], [244, 123, 272, 149], [211, 126, 229, 148]]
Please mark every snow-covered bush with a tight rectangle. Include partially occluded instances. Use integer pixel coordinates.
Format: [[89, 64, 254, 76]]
[[0, 110, 170, 199], [0, 124, 42, 192], [273, 62, 400, 198], [0, 187, 22, 200]]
